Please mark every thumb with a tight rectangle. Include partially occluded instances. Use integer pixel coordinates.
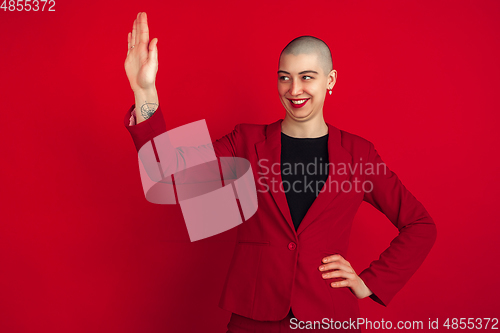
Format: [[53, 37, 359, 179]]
[[148, 38, 158, 64]]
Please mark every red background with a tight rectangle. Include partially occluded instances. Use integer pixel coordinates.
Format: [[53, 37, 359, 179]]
[[1, 0, 499, 332]]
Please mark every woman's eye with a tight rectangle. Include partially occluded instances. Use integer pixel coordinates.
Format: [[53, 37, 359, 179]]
[[279, 76, 311, 80]]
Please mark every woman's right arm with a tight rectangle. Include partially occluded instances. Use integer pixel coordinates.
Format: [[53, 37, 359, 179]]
[[122, 12, 241, 189]]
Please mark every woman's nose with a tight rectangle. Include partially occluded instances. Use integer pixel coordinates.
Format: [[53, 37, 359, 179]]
[[290, 80, 303, 96]]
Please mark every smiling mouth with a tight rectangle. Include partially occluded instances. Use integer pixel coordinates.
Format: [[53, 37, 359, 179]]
[[288, 98, 310, 108], [288, 98, 309, 105]]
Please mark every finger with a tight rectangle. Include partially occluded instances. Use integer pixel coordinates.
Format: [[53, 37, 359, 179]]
[[322, 254, 351, 267], [148, 37, 158, 64], [127, 32, 131, 55], [137, 12, 150, 45], [131, 17, 137, 47], [331, 279, 350, 288], [322, 254, 347, 264], [319, 262, 354, 273], [322, 269, 355, 280], [134, 12, 141, 46]]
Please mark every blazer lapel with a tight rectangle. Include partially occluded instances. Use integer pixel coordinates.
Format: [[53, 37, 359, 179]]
[[296, 122, 352, 235], [255, 119, 352, 236], [255, 119, 296, 234]]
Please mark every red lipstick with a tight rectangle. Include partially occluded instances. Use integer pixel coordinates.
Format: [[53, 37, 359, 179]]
[[288, 98, 309, 109]]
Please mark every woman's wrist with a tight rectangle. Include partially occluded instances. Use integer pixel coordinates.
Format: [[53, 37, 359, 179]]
[[133, 87, 159, 124]]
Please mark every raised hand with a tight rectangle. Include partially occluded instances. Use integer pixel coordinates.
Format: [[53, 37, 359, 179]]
[[125, 12, 158, 93], [124, 12, 159, 124]]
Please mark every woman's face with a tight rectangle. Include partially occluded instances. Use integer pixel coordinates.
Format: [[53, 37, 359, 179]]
[[277, 53, 335, 122]]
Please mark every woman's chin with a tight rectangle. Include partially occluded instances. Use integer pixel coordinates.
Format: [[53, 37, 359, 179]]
[[287, 108, 314, 120]]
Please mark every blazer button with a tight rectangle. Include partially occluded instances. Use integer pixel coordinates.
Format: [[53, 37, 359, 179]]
[[288, 242, 297, 250]]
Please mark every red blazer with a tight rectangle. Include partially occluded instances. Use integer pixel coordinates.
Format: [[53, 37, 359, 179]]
[[124, 104, 437, 323]]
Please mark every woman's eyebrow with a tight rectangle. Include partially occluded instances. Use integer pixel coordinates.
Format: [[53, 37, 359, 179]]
[[277, 70, 319, 75]]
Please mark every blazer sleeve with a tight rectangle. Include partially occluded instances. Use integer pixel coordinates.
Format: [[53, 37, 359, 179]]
[[123, 104, 241, 181], [123, 104, 168, 151], [358, 141, 437, 307]]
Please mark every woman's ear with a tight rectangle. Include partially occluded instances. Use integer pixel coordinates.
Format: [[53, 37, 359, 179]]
[[328, 69, 337, 89]]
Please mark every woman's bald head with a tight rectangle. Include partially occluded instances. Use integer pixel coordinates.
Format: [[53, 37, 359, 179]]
[[279, 36, 333, 76]]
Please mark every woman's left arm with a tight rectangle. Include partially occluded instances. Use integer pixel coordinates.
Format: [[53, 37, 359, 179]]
[[331, 141, 437, 306]]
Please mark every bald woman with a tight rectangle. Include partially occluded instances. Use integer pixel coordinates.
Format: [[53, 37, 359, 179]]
[[124, 12, 437, 333]]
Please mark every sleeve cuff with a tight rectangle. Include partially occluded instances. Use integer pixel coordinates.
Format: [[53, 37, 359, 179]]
[[123, 103, 167, 151], [129, 107, 136, 126], [358, 269, 390, 307]]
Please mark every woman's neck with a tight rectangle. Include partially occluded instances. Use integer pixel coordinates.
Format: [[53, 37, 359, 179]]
[[281, 116, 328, 138]]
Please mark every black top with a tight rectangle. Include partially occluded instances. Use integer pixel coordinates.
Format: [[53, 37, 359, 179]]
[[280, 132, 329, 231]]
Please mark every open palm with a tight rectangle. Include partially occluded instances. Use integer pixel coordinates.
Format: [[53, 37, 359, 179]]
[[124, 12, 158, 93]]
